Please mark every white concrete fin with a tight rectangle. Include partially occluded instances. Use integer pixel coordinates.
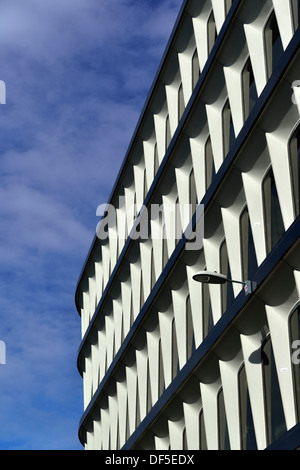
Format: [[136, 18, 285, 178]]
[[272, 0, 295, 49], [266, 132, 295, 230]]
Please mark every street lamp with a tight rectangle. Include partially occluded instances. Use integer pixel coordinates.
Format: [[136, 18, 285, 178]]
[[192, 271, 256, 296]]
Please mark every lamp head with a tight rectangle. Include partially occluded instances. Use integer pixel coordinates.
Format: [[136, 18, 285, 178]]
[[192, 271, 228, 284]]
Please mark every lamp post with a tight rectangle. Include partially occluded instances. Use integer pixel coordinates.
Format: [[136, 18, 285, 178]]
[[192, 271, 257, 296]]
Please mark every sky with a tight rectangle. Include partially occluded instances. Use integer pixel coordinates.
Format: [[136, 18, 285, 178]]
[[0, 0, 182, 450]]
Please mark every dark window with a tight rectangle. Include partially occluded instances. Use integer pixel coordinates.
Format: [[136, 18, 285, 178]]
[[262, 337, 286, 445], [151, 248, 156, 290], [289, 125, 300, 216], [218, 388, 230, 449], [192, 49, 200, 90], [222, 100, 235, 158], [172, 318, 179, 381], [238, 364, 257, 450], [292, 0, 300, 31], [225, 0, 233, 16], [208, 11, 217, 55], [220, 241, 234, 314], [189, 168, 197, 213], [183, 428, 188, 450], [162, 235, 168, 269], [205, 138, 215, 190], [263, 169, 285, 253], [242, 58, 258, 118], [265, 12, 284, 78], [202, 281, 214, 337], [291, 0, 300, 31], [178, 84, 185, 121], [199, 410, 208, 450], [166, 115, 171, 150], [186, 296, 195, 360], [240, 207, 258, 281], [154, 143, 159, 176]]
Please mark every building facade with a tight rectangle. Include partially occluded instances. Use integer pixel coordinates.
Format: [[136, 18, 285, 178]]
[[75, 0, 300, 450]]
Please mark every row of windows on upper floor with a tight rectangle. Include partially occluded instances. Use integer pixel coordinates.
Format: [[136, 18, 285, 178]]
[[120, 7, 287, 215], [169, 7, 285, 153], [85, 4, 291, 250], [95, 6, 285, 225], [179, 2, 293, 130]]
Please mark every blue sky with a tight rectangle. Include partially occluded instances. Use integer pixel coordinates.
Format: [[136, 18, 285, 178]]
[[0, 0, 182, 450]]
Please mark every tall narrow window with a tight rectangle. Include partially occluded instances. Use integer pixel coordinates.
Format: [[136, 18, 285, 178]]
[[239, 364, 257, 450], [154, 143, 159, 177], [199, 409, 208, 450], [151, 248, 156, 290], [265, 12, 284, 78], [172, 318, 179, 381], [166, 115, 171, 151], [178, 83, 185, 121], [262, 337, 286, 445], [205, 137, 215, 191], [222, 100, 235, 158], [189, 168, 197, 214], [292, 0, 300, 31], [146, 351, 152, 415], [220, 240, 234, 314], [186, 296, 195, 360], [289, 125, 300, 216], [242, 58, 258, 119], [143, 167, 147, 201], [240, 207, 258, 281], [203, 281, 214, 338], [218, 388, 230, 450], [225, 0, 233, 15], [183, 428, 188, 450], [192, 49, 200, 90], [207, 11, 217, 55], [162, 234, 168, 269], [263, 169, 285, 253], [159, 343, 165, 398]]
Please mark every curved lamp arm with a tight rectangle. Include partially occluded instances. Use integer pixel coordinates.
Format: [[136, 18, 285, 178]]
[[192, 271, 256, 296]]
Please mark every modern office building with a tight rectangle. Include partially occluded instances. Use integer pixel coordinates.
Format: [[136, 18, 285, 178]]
[[75, 0, 300, 450]]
